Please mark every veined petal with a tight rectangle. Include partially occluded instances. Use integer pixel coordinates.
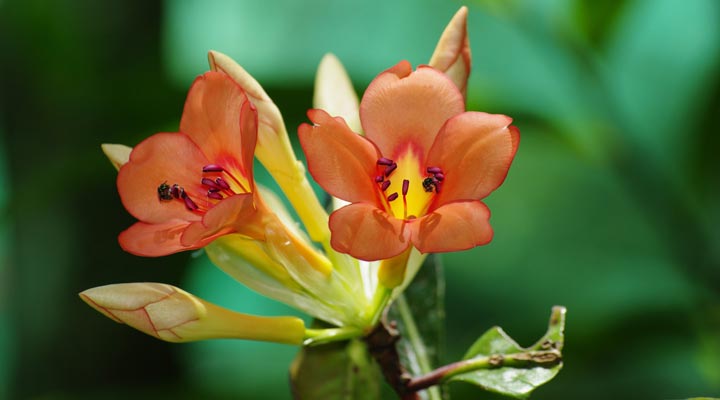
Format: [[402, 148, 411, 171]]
[[118, 133, 206, 223], [80, 283, 305, 344], [299, 109, 381, 203], [101, 143, 132, 171], [314, 54, 362, 133], [411, 200, 493, 253], [329, 203, 410, 261], [427, 112, 519, 207], [180, 71, 257, 178], [429, 6, 471, 96], [360, 61, 464, 159], [119, 220, 199, 257], [180, 193, 257, 246]]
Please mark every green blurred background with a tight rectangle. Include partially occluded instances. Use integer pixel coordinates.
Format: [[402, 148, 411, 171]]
[[1, 0, 719, 398]]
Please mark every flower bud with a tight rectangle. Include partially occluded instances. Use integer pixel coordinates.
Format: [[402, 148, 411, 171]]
[[429, 6, 471, 97], [80, 283, 305, 344], [313, 53, 361, 134], [101, 143, 132, 171]]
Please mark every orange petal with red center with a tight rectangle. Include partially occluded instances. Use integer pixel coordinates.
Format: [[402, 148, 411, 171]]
[[180, 193, 256, 246], [410, 200, 493, 253], [329, 203, 411, 261], [180, 71, 257, 178], [118, 133, 207, 224], [360, 61, 464, 159], [299, 109, 381, 203], [426, 112, 519, 207], [119, 220, 202, 257]]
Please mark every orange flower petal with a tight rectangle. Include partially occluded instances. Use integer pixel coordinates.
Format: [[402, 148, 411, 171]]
[[180, 194, 256, 246], [360, 62, 464, 159], [410, 200, 493, 253], [119, 220, 200, 257], [180, 71, 256, 178], [299, 109, 381, 203], [118, 133, 207, 224], [329, 203, 410, 261], [426, 112, 519, 207]]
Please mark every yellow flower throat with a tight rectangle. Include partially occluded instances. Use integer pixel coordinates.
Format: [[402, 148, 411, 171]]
[[374, 150, 444, 220]]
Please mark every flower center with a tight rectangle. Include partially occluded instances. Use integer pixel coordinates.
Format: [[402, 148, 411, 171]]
[[156, 164, 249, 212], [374, 150, 443, 220]]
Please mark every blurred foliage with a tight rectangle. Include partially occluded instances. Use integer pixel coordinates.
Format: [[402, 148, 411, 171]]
[[1, 117, 12, 400], [1, 0, 719, 399]]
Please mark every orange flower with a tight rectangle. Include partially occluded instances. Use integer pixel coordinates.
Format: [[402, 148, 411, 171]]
[[299, 61, 519, 261], [118, 71, 263, 256]]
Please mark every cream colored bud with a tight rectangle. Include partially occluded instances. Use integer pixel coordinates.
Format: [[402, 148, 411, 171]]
[[101, 143, 132, 171], [313, 54, 361, 134], [80, 283, 305, 344], [429, 6, 472, 97]]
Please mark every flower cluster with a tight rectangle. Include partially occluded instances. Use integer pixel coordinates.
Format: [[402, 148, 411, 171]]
[[82, 6, 518, 347]]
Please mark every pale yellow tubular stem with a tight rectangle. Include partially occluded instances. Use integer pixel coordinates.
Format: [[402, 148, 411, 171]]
[[263, 155, 331, 246], [282, 220, 333, 276], [377, 248, 412, 289], [362, 248, 413, 327], [303, 326, 364, 346]]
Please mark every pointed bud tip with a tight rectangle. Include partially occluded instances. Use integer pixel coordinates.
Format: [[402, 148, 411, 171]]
[[101, 144, 132, 171]]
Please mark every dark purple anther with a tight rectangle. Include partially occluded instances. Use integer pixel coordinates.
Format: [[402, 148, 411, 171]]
[[434, 181, 443, 193], [203, 164, 224, 172], [377, 157, 394, 166], [207, 191, 223, 200], [215, 177, 231, 190], [434, 173, 445, 181], [201, 178, 220, 189], [387, 192, 399, 202], [374, 175, 384, 183], [170, 184, 180, 199], [384, 163, 397, 177], [427, 166, 442, 174], [381, 180, 391, 191], [402, 179, 409, 196], [183, 196, 198, 211]]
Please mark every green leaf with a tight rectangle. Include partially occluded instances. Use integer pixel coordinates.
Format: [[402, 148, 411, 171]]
[[290, 332, 381, 400], [388, 254, 447, 399], [448, 306, 566, 399]]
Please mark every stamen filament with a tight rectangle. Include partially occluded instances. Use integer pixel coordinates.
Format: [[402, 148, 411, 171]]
[[201, 178, 221, 190], [202, 164, 224, 172], [384, 163, 397, 176], [183, 194, 199, 211], [215, 177, 231, 190], [377, 157, 394, 166], [427, 166, 442, 174], [402, 179, 409, 219]]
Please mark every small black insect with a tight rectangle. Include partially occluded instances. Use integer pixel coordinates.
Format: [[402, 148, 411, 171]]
[[157, 182, 173, 201], [422, 177, 436, 192]]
